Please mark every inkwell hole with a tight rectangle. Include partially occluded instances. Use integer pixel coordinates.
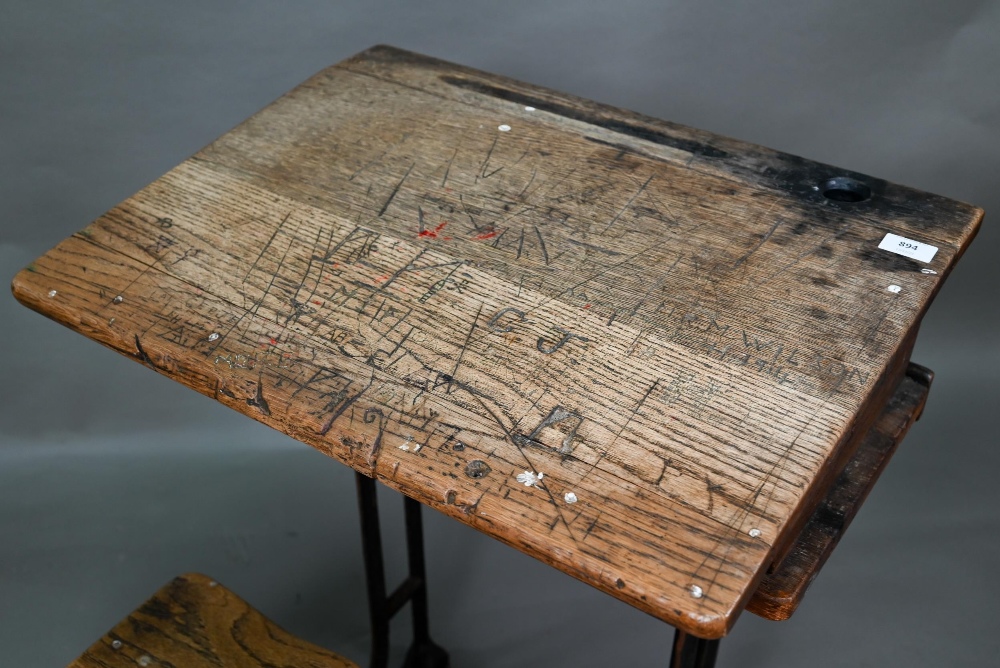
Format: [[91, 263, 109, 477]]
[[820, 177, 871, 203]]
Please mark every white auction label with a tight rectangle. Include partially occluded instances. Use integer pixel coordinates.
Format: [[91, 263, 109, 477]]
[[878, 233, 938, 263]]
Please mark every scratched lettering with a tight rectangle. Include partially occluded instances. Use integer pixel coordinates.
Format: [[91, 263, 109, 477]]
[[658, 371, 724, 416], [320, 225, 381, 265], [417, 262, 466, 303], [536, 327, 591, 354], [214, 349, 297, 371], [513, 406, 583, 455], [610, 299, 872, 393], [487, 307, 528, 332]]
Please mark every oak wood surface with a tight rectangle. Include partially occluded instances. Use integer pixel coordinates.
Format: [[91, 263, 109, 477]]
[[747, 362, 933, 620], [67, 573, 358, 668], [12, 45, 982, 638]]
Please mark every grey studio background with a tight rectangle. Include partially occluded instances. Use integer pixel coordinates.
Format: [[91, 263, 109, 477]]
[[2, 2, 998, 666]]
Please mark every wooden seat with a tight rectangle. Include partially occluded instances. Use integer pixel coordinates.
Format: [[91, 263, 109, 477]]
[[67, 573, 358, 668]]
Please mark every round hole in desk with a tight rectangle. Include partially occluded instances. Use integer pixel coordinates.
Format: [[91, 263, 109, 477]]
[[820, 176, 872, 202]]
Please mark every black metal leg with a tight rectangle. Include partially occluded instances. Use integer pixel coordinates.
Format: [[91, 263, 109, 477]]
[[355, 471, 449, 668], [670, 628, 720, 668], [356, 471, 391, 668], [401, 496, 449, 668]]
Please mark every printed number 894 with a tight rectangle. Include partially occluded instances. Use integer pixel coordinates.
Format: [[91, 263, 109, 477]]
[[899, 241, 919, 250]]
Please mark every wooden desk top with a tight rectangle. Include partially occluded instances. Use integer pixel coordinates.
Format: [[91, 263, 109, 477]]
[[11, 45, 982, 638]]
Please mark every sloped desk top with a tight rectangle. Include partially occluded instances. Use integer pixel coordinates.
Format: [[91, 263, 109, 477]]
[[11, 45, 982, 638]]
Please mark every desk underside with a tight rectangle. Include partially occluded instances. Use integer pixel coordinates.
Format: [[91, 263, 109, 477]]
[[12, 46, 981, 637]]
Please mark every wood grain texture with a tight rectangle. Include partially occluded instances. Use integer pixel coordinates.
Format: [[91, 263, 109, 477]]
[[67, 573, 358, 668], [747, 362, 933, 620], [12, 45, 982, 638]]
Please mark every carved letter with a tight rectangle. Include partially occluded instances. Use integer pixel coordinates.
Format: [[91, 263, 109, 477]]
[[488, 307, 527, 333], [536, 327, 590, 354]]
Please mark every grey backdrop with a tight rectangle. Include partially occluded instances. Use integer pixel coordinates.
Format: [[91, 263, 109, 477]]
[[2, 2, 998, 666]]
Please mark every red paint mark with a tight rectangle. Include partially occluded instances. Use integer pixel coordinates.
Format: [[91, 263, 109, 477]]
[[444, 187, 453, 193], [583, 304, 592, 309], [418, 222, 448, 239], [474, 229, 498, 240], [312, 300, 323, 305], [374, 274, 389, 282], [269, 338, 277, 345]]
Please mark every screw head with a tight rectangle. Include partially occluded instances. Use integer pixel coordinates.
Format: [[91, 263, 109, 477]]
[[748, 528, 762, 538], [689, 585, 704, 599], [112, 295, 124, 304], [208, 332, 220, 341], [111, 639, 123, 650]]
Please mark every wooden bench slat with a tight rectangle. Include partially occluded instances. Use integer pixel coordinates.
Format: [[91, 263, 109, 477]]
[[68, 573, 358, 668], [747, 363, 933, 620]]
